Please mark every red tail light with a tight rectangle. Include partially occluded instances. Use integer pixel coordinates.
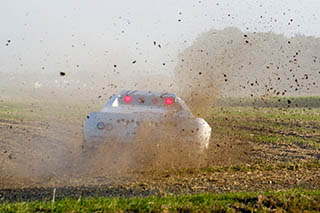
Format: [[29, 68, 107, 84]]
[[165, 97, 174, 105], [124, 95, 132, 103]]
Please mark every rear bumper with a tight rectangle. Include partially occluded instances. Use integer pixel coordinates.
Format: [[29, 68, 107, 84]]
[[83, 112, 212, 150]]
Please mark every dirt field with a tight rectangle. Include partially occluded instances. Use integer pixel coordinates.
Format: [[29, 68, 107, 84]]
[[0, 98, 319, 202]]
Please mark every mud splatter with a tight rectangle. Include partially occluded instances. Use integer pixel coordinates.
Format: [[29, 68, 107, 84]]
[[173, 27, 320, 116]]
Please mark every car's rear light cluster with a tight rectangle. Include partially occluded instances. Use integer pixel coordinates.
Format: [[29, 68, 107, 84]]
[[165, 97, 174, 105], [124, 95, 132, 103], [123, 95, 174, 105]]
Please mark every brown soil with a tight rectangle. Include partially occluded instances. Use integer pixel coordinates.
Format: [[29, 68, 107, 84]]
[[0, 117, 319, 202]]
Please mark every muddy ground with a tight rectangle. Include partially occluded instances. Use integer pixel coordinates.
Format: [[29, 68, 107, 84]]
[[0, 106, 319, 202]]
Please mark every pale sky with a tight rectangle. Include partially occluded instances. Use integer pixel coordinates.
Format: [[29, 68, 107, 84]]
[[0, 0, 320, 75]]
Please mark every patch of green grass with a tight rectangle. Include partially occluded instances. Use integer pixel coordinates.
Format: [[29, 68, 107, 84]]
[[173, 160, 320, 174], [218, 96, 320, 108], [209, 105, 320, 149], [0, 100, 89, 124], [0, 102, 30, 120], [211, 106, 320, 122], [1, 189, 319, 212]]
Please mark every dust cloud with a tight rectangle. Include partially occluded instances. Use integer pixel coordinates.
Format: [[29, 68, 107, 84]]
[[173, 27, 320, 116], [1, 27, 320, 188]]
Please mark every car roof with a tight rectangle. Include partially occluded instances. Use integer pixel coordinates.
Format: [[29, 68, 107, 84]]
[[119, 90, 176, 98]]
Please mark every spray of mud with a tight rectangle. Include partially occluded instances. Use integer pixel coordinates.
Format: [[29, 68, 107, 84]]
[[75, 109, 209, 183], [1, 27, 320, 188], [173, 27, 320, 116]]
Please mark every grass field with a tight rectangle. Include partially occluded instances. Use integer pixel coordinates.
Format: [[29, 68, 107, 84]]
[[0, 96, 319, 211], [209, 106, 320, 149], [1, 189, 319, 212], [218, 96, 320, 108]]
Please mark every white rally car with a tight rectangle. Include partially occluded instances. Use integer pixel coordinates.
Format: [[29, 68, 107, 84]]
[[84, 90, 211, 152]]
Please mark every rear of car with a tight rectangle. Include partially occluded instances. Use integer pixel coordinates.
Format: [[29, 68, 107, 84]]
[[84, 90, 211, 151]]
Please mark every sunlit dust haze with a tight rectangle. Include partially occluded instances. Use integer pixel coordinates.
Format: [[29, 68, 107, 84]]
[[0, 0, 320, 187]]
